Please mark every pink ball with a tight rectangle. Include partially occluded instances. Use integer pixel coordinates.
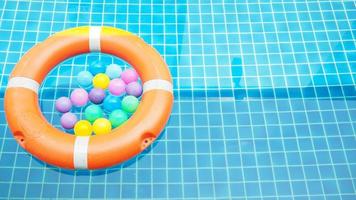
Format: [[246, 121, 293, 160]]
[[70, 88, 89, 107], [89, 88, 106, 104], [55, 97, 72, 113], [60, 112, 78, 129], [121, 69, 138, 84], [109, 78, 126, 96], [126, 82, 143, 97]]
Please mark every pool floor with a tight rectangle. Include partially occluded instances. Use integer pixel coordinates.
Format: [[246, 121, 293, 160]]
[[0, 0, 355, 199]]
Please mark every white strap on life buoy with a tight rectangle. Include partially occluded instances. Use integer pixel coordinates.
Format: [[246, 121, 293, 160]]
[[89, 26, 101, 52], [73, 136, 90, 169], [7, 77, 40, 94], [143, 79, 173, 94]]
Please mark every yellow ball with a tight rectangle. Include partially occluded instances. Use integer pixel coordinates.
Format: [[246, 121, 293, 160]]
[[93, 73, 110, 89], [74, 120, 92, 136], [93, 118, 112, 135]]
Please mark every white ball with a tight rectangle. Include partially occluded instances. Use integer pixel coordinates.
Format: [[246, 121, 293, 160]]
[[105, 64, 122, 79]]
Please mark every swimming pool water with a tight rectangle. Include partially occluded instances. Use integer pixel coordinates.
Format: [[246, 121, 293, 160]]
[[0, 0, 355, 199]]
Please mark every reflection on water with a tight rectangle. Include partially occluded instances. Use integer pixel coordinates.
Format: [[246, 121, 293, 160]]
[[177, 1, 355, 96]]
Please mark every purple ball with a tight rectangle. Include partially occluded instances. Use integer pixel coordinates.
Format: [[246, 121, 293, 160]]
[[89, 88, 106, 104], [60, 112, 78, 129], [55, 97, 72, 113], [125, 82, 143, 97], [121, 69, 139, 84], [70, 88, 89, 107], [109, 78, 126, 96]]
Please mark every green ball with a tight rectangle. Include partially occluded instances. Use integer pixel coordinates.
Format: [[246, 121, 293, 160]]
[[109, 109, 128, 128], [121, 95, 139, 113], [84, 104, 103, 123]]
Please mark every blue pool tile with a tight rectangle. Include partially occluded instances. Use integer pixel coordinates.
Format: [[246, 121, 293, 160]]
[[276, 181, 292, 196], [74, 184, 89, 198], [57, 184, 74, 198], [0, 183, 9, 197], [10, 183, 26, 198]]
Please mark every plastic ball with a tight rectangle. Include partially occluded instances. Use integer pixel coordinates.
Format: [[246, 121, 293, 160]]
[[125, 82, 143, 97], [103, 95, 121, 112], [77, 71, 93, 88], [74, 120, 92, 136], [70, 88, 89, 107], [121, 69, 139, 84], [89, 60, 106, 75], [105, 64, 122, 79], [108, 78, 126, 96], [109, 110, 128, 128], [89, 88, 106, 104], [60, 112, 78, 129], [93, 118, 112, 135], [93, 73, 110, 89], [121, 95, 139, 113], [55, 97, 72, 113], [84, 104, 104, 123]]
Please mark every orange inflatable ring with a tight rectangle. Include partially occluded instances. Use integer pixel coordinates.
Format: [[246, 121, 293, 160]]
[[4, 26, 173, 169]]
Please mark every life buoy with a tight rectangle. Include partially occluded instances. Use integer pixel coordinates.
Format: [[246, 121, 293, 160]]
[[4, 26, 173, 169]]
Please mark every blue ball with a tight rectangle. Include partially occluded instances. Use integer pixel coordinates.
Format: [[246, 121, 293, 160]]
[[89, 60, 106, 75], [105, 64, 122, 79], [103, 95, 121, 112], [77, 71, 93, 88]]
